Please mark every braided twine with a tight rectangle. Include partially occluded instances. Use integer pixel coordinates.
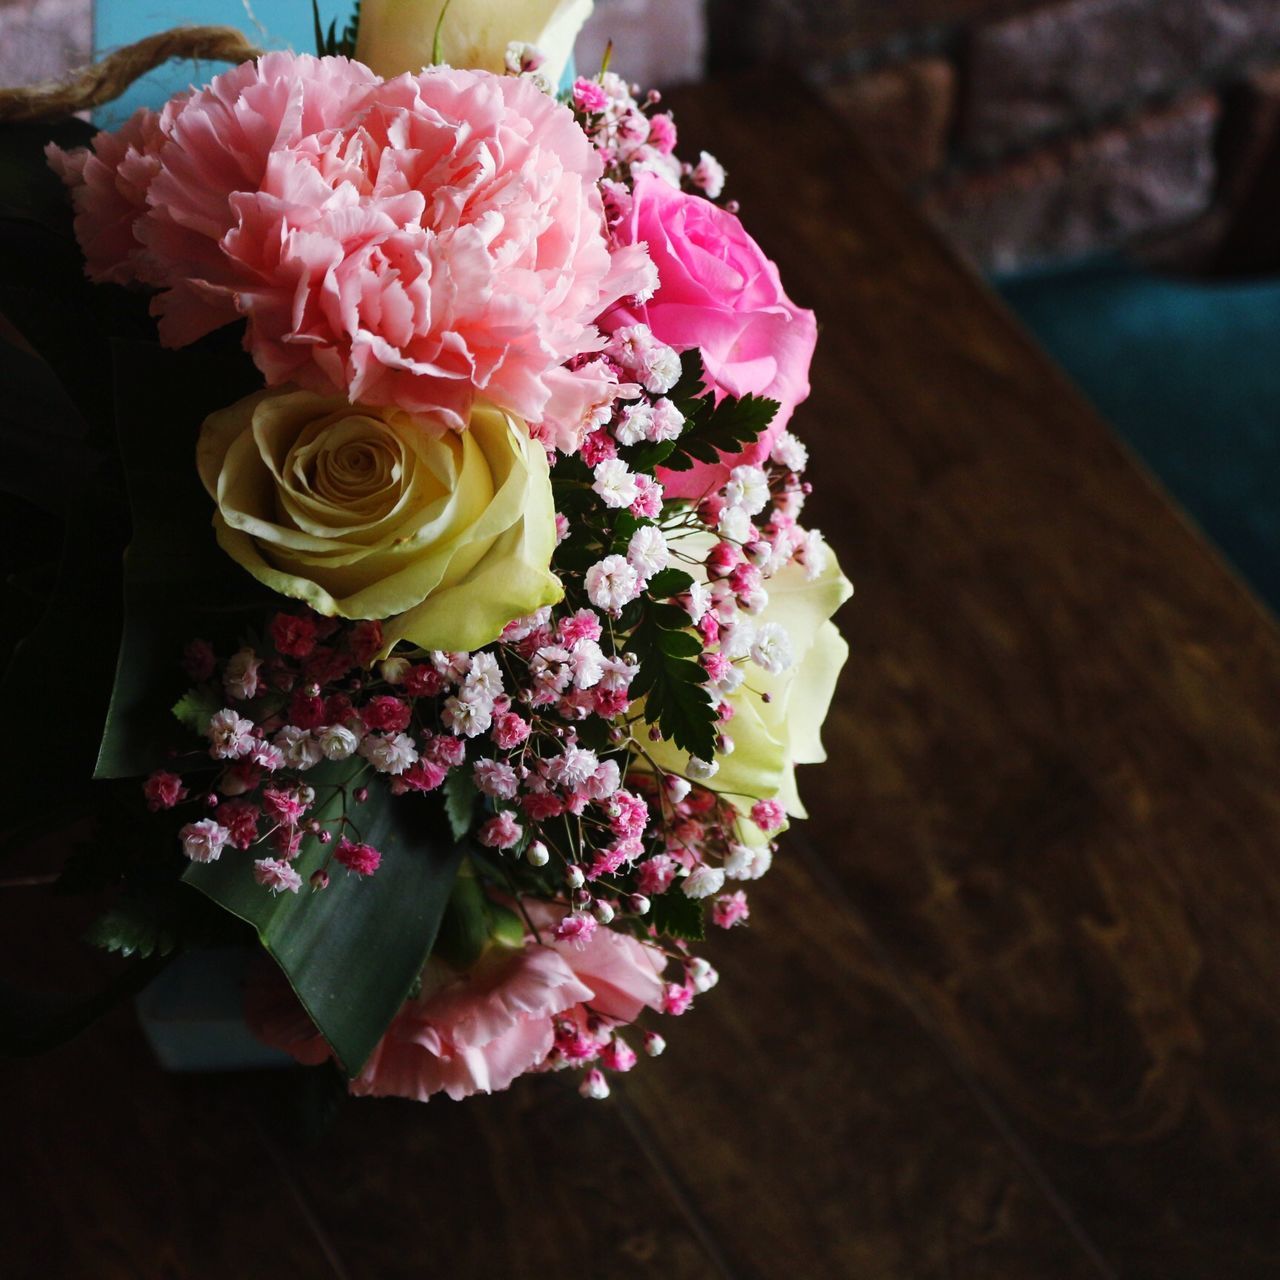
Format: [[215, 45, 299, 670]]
[[0, 26, 262, 123]]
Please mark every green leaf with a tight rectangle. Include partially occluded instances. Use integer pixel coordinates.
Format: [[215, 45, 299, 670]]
[[95, 338, 270, 780], [646, 567, 694, 598], [649, 891, 705, 942], [183, 766, 466, 1075], [84, 900, 181, 960], [172, 685, 223, 736], [628, 608, 718, 761], [443, 768, 478, 842], [431, 862, 492, 971]]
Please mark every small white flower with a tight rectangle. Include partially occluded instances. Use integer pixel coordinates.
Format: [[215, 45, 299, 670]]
[[207, 708, 255, 760], [724, 465, 770, 517], [441, 690, 494, 738], [750, 622, 793, 675], [681, 580, 712, 624], [431, 651, 472, 682], [592, 458, 639, 509], [627, 525, 670, 580], [717, 505, 751, 543], [612, 401, 654, 446], [664, 775, 692, 803], [689, 957, 720, 992], [180, 819, 229, 864], [650, 397, 685, 442], [720, 616, 757, 661], [580, 1069, 611, 1100], [569, 639, 605, 690], [272, 724, 324, 771], [683, 865, 726, 899], [253, 858, 302, 895], [549, 745, 599, 790], [526, 841, 550, 867], [358, 731, 419, 775], [725, 842, 773, 881], [463, 651, 504, 701], [315, 724, 360, 762], [686, 756, 719, 782], [692, 150, 726, 199], [770, 431, 808, 472], [800, 528, 832, 581], [586, 554, 642, 613]]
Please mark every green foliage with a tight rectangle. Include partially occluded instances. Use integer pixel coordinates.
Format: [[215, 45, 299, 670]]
[[443, 769, 479, 842], [84, 900, 181, 960], [172, 685, 223, 736], [628, 602, 718, 760], [645, 567, 695, 598], [183, 768, 466, 1075], [313, 0, 361, 56], [649, 891, 705, 942], [627, 351, 780, 474]]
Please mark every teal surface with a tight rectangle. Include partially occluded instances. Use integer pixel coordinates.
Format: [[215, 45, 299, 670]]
[[94, 1, 320, 128], [998, 259, 1280, 613], [94, 3, 578, 127]]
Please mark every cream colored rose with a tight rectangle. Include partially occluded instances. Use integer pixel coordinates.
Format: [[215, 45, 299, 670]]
[[647, 547, 851, 838], [355, 0, 592, 85], [197, 390, 562, 652]]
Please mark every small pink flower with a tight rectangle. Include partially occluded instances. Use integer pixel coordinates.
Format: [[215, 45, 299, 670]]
[[647, 112, 677, 155], [553, 912, 598, 947], [362, 695, 411, 734], [215, 799, 261, 851], [143, 770, 186, 812], [335, 837, 382, 877], [269, 611, 319, 659], [712, 891, 750, 929], [398, 760, 448, 793], [630, 475, 664, 519], [491, 713, 532, 751], [254, 858, 303, 895], [262, 787, 308, 827], [661, 981, 694, 1016], [750, 799, 787, 833], [600, 1036, 639, 1073], [572, 77, 610, 113], [474, 759, 519, 801], [350, 621, 384, 667], [579, 428, 618, 466], [636, 854, 678, 896], [585, 555, 642, 614], [558, 609, 603, 648], [479, 812, 523, 851], [222, 647, 262, 701]]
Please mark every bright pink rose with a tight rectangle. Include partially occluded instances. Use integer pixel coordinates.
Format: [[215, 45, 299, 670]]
[[605, 173, 817, 497], [247, 906, 666, 1101]]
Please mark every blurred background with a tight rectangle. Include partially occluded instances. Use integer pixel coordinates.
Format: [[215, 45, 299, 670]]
[[3, 0, 1277, 609]]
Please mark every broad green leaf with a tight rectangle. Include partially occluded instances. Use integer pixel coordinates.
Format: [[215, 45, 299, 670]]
[[95, 338, 269, 779], [184, 765, 466, 1075]]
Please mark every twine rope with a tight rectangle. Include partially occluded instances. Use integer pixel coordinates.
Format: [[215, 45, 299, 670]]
[[0, 26, 263, 124]]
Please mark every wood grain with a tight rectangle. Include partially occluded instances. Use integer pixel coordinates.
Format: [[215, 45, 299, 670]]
[[665, 77, 1280, 1279]]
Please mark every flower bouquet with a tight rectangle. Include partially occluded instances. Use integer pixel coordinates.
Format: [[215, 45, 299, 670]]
[[0, 0, 850, 1104]]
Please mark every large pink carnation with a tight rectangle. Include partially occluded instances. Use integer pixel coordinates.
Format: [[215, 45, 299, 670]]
[[224, 66, 651, 433], [246, 909, 666, 1101], [47, 53, 377, 342], [605, 173, 817, 497], [48, 54, 651, 442]]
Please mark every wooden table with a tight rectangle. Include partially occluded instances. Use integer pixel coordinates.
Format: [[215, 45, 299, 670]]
[[4, 78, 1280, 1279]]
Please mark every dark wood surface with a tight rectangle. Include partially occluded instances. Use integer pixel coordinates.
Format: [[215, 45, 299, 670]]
[[5, 77, 1280, 1279]]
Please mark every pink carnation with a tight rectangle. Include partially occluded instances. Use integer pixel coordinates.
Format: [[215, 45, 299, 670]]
[[604, 173, 816, 496], [222, 65, 653, 434], [46, 105, 169, 287], [247, 904, 665, 1103]]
